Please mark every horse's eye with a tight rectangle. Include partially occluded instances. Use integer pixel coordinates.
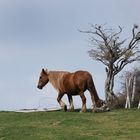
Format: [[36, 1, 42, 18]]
[[40, 76, 42, 79]]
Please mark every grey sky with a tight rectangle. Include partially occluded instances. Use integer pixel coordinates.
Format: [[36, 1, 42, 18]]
[[0, 0, 140, 110]]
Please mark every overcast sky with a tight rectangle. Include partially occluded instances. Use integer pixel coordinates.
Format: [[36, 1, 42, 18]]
[[0, 0, 140, 111]]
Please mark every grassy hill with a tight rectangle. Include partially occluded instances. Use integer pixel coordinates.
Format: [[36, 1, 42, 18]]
[[0, 109, 140, 140]]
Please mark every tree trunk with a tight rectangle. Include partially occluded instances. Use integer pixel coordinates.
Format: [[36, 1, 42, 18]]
[[105, 69, 115, 103], [131, 75, 136, 107], [138, 100, 140, 109], [125, 77, 131, 109]]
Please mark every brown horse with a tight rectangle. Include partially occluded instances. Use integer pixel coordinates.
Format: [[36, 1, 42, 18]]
[[37, 69, 105, 112]]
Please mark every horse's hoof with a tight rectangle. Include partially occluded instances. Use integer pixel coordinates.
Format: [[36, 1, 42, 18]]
[[92, 109, 97, 113], [105, 107, 110, 111], [80, 110, 86, 113], [68, 108, 74, 112], [64, 105, 67, 112]]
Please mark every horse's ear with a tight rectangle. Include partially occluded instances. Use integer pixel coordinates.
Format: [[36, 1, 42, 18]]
[[42, 68, 47, 75]]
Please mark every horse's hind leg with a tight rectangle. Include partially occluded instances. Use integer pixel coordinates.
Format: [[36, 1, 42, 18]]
[[57, 93, 67, 111], [79, 92, 87, 112], [67, 95, 74, 111]]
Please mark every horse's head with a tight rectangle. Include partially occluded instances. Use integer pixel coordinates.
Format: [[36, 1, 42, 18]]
[[37, 69, 49, 89], [92, 99, 109, 112]]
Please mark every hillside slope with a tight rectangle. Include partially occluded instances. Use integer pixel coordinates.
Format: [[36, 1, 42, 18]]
[[0, 109, 140, 140]]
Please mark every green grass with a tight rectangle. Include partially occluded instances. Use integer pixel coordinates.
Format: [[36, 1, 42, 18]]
[[0, 109, 140, 140]]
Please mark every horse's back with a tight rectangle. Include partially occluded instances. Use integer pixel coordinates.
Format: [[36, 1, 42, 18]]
[[62, 70, 93, 93], [62, 70, 91, 84], [74, 70, 92, 79], [73, 70, 93, 88]]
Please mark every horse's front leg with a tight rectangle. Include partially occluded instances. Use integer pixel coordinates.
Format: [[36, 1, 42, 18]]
[[79, 92, 87, 112], [67, 95, 74, 112], [57, 92, 67, 111]]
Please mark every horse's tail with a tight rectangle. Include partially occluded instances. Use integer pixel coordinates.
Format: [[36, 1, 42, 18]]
[[87, 74, 102, 108]]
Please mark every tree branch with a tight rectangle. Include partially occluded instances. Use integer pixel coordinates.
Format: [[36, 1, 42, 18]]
[[80, 24, 140, 101]]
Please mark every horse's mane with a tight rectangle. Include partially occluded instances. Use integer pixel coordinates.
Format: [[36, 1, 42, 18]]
[[48, 71, 70, 91]]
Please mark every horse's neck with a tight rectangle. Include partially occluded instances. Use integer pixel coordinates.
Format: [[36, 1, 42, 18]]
[[48, 71, 60, 90], [48, 71, 59, 82], [48, 71, 68, 91]]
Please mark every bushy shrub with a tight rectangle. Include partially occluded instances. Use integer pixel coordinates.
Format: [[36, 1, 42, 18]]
[[111, 68, 140, 109], [110, 93, 126, 109]]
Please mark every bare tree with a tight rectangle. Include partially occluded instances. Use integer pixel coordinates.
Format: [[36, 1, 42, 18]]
[[80, 24, 140, 103]]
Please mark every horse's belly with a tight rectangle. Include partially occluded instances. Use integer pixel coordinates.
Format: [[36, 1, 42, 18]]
[[66, 89, 79, 96]]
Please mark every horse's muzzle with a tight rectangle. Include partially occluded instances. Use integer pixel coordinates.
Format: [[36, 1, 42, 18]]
[[37, 85, 43, 89]]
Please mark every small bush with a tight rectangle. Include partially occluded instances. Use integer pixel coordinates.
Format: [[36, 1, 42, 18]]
[[110, 93, 126, 109], [110, 92, 140, 109]]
